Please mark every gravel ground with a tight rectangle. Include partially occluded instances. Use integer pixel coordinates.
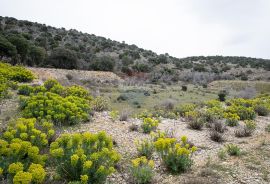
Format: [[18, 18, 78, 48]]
[[61, 112, 270, 184]]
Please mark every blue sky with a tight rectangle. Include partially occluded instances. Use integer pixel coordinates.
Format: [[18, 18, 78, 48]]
[[1, 0, 270, 59]]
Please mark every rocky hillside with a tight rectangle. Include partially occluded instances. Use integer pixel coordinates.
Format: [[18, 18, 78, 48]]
[[0, 16, 270, 84]]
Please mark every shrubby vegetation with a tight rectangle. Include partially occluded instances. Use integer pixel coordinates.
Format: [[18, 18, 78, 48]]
[[0, 118, 49, 183], [50, 131, 120, 183], [154, 136, 197, 173], [0, 62, 34, 100], [19, 79, 92, 126], [130, 156, 154, 184], [1, 16, 270, 84], [141, 117, 159, 133]]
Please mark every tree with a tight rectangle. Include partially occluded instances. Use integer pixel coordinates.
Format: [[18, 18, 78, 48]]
[[46, 48, 78, 69], [90, 56, 115, 71], [0, 34, 17, 57], [28, 45, 46, 66], [7, 34, 30, 63]]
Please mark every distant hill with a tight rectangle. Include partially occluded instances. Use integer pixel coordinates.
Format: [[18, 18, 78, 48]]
[[0, 16, 270, 84]]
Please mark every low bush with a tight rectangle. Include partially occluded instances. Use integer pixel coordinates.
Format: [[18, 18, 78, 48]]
[[217, 149, 227, 160], [235, 120, 256, 137], [3, 118, 55, 148], [91, 96, 110, 111], [226, 144, 241, 156], [141, 118, 159, 133], [66, 73, 73, 80], [226, 105, 256, 120], [152, 109, 178, 119], [174, 104, 196, 117], [135, 138, 154, 159], [254, 105, 269, 116], [18, 85, 33, 96], [188, 117, 205, 130], [210, 130, 224, 142], [154, 136, 197, 173], [50, 131, 120, 183], [0, 119, 48, 182], [0, 62, 35, 82], [218, 90, 227, 102], [21, 92, 90, 126], [224, 112, 240, 127], [211, 121, 226, 133], [119, 110, 130, 121], [130, 156, 154, 184], [182, 85, 187, 91], [109, 110, 119, 122]]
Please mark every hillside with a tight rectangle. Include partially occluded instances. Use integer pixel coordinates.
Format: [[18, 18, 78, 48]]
[[1, 16, 270, 84]]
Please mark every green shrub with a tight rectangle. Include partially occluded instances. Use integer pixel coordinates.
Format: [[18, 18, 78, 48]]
[[226, 105, 256, 120], [50, 131, 120, 183], [188, 117, 205, 130], [135, 139, 154, 159], [174, 104, 196, 117], [235, 120, 256, 137], [152, 109, 178, 119], [226, 144, 241, 156], [224, 112, 240, 126], [43, 79, 65, 95], [154, 136, 197, 173], [8, 81, 18, 90], [21, 92, 90, 126], [91, 96, 110, 111], [210, 130, 224, 142], [0, 135, 47, 182], [18, 85, 33, 96], [254, 105, 269, 116], [109, 110, 119, 122], [130, 156, 154, 184], [218, 90, 227, 102], [182, 85, 187, 91], [141, 118, 159, 133], [217, 149, 227, 160], [3, 118, 55, 148], [0, 62, 34, 82], [66, 85, 91, 100]]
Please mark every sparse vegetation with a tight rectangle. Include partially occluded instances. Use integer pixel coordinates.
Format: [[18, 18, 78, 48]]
[[154, 136, 197, 173], [1, 16, 270, 184], [130, 156, 154, 184], [141, 117, 159, 133], [226, 144, 241, 156]]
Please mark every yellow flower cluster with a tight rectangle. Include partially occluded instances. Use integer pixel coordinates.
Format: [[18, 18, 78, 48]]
[[50, 131, 120, 183], [80, 174, 89, 184], [8, 162, 24, 175], [141, 117, 159, 133], [28, 163, 46, 183], [131, 156, 154, 168], [154, 136, 197, 173], [4, 118, 54, 148], [13, 171, 32, 184]]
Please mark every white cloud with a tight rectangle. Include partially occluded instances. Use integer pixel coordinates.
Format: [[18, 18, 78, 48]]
[[1, 0, 269, 58]]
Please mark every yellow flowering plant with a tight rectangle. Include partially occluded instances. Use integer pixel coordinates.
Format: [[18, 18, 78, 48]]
[[135, 138, 155, 159], [50, 131, 120, 183], [3, 118, 54, 148], [141, 117, 159, 133], [154, 136, 197, 173], [130, 156, 154, 184]]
